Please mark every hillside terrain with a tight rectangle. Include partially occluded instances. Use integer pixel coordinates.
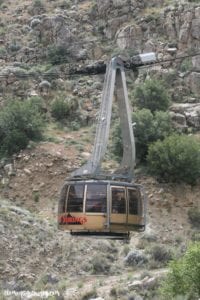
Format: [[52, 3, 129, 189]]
[[0, 0, 200, 299]]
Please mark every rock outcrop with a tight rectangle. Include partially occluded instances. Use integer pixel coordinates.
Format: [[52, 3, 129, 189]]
[[170, 103, 200, 130]]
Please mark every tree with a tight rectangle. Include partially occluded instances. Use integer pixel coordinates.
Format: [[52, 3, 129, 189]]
[[51, 97, 79, 121], [47, 45, 70, 65], [0, 98, 44, 157], [112, 109, 173, 162], [147, 134, 200, 184], [134, 79, 170, 113], [133, 109, 173, 161], [160, 242, 200, 299]]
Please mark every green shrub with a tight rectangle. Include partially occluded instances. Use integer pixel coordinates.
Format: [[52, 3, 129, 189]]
[[160, 242, 200, 299], [134, 79, 170, 113], [33, 0, 43, 7], [147, 134, 200, 184], [69, 121, 80, 131], [51, 97, 78, 121], [51, 98, 69, 120], [28, 96, 46, 113], [1, 130, 28, 156], [133, 109, 173, 161], [33, 191, 40, 202], [59, 0, 71, 9], [188, 207, 200, 228], [149, 245, 173, 264], [112, 109, 173, 161], [81, 288, 97, 300], [91, 255, 111, 274], [47, 45, 70, 65], [180, 58, 193, 72], [0, 47, 6, 56], [9, 40, 21, 52], [0, 99, 44, 157], [191, 231, 200, 242]]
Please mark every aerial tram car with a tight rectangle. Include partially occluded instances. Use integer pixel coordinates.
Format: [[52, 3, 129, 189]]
[[58, 53, 156, 239]]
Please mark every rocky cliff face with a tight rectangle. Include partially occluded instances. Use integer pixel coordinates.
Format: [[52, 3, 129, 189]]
[[1, 0, 200, 129]]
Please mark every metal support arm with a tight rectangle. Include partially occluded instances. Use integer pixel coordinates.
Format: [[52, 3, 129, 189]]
[[71, 56, 135, 181]]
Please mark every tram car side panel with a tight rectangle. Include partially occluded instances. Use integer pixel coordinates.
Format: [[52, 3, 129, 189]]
[[58, 180, 146, 234], [58, 182, 108, 232]]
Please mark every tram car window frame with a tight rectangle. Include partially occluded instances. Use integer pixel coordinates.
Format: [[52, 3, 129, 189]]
[[59, 184, 70, 214], [85, 183, 107, 213], [111, 186, 126, 214], [128, 188, 142, 216], [67, 184, 84, 212]]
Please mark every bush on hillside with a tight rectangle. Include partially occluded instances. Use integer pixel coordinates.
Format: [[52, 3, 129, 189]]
[[51, 97, 79, 121], [28, 0, 46, 15], [112, 109, 173, 161], [188, 207, 200, 228], [0, 99, 44, 157], [160, 242, 200, 299], [59, 0, 71, 9], [147, 134, 200, 184], [134, 79, 170, 113], [133, 109, 173, 161], [149, 245, 173, 264], [47, 45, 70, 65]]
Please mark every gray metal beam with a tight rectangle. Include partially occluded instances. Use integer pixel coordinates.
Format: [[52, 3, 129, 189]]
[[71, 56, 136, 180]]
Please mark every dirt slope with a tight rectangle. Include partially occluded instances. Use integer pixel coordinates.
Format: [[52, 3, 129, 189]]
[[1, 125, 199, 243]]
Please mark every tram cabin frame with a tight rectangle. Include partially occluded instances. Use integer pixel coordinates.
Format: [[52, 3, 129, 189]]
[[58, 179, 146, 238]]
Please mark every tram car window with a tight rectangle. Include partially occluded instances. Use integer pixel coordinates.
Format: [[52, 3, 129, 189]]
[[128, 188, 142, 215], [58, 184, 68, 214], [67, 184, 84, 212], [111, 187, 126, 214], [86, 184, 107, 213]]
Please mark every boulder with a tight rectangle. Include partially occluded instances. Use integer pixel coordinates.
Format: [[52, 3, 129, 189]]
[[30, 18, 41, 28], [116, 24, 142, 51], [39, 80, 51, 91], [96, 0, 110, 16], [124, 250, 148, 266], [165, 13, 177, 40], [106, 16, 128, 38], [191, 19, 200, 40], [113, 0, 125, 8], [128, 276, 157, 290], [192, 55, 200, 72], [186, 110, 200, 129], [189, 72, 200, 94], [170, 103, 200, 129], [1, 178, 9, 186], [76, 48, 88, 60], [169, 111, 187, 130], [143, 39, 156, 52], [4, 164, 15, 176], [195, 7, 200, 19], [33, 15, 72, 47], [179, 22, 190, 44]]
